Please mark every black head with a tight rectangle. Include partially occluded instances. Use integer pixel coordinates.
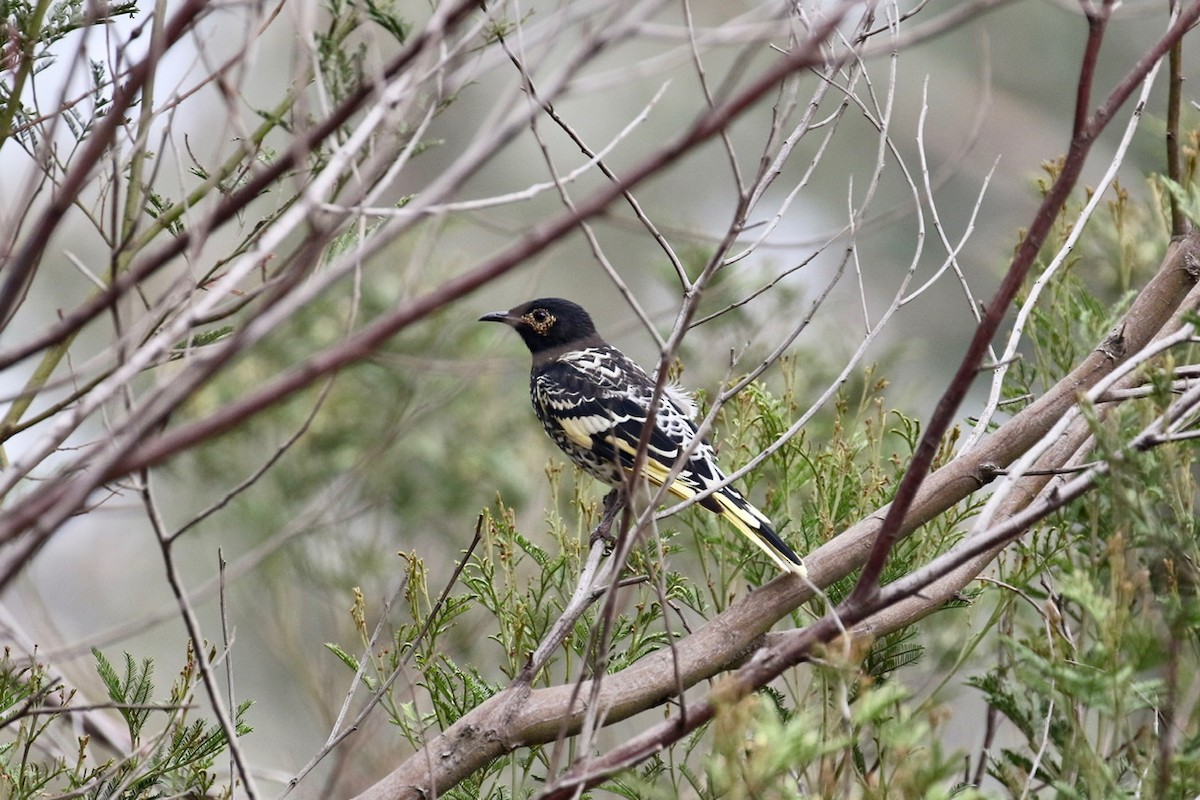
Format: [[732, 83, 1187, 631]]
[[479, 297, 600, 354]]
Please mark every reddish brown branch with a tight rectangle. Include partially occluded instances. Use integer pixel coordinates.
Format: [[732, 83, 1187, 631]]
[[1166, 3, 1187, 236], [1072, 3, 1112, 140]]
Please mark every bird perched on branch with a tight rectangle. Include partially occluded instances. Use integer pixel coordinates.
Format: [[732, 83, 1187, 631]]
[[480, 297, 805, 577]]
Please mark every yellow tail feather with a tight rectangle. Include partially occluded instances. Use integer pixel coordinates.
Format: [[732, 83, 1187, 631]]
[[712, 492, 806, 577], [613, 447, 806, 578]]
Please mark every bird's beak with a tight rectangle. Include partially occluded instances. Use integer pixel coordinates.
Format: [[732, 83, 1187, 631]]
[[479, 310, 518, 326]]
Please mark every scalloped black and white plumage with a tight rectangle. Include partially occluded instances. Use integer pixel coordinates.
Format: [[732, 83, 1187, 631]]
[[480, 297, 805, 577]]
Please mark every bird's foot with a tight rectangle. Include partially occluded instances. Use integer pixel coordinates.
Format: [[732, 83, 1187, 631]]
[[589, 490, 623, 549]]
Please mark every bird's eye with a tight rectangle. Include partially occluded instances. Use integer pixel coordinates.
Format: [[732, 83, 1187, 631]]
[[524, 308, 556, 333]]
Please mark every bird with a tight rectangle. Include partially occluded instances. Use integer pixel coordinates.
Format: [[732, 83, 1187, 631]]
[[479, 297, 805, 577]]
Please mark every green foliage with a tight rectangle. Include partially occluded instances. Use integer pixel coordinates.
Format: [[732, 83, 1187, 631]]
[[93, 649, 156, 744], [1159, 176, 1200, 244], [316, 0, 411, 109], [0, 644, 251, 798], [969, 165, 1200, 798], [326, 356, 975, 797]]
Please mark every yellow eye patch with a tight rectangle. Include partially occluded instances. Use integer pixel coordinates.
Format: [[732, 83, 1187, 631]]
[[523, 311, 556, 334]]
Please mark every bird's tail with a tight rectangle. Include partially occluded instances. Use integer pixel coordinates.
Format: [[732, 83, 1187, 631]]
[[639, 455, 806, 577], [710, 489, 807, 578]]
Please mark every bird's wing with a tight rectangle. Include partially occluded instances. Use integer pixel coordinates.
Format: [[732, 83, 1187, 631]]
[[537, 348, 719, 503], [536, 349, 806, 575]]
